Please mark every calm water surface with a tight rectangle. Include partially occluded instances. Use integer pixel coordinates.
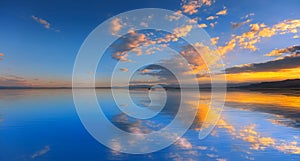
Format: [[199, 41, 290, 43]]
[[0, 89, 300, 161]]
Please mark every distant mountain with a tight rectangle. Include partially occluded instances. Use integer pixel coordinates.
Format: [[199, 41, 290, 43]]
[[238, 79, 300, 89]]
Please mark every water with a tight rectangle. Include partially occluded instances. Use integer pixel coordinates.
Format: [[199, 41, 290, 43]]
[[0, 89, 300, 161]]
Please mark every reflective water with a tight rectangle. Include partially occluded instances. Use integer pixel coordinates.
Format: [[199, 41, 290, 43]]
[[0, 89, 300, 161]]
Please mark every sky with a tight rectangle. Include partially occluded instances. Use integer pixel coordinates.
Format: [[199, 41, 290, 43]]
[[0, 0, 300, 87]]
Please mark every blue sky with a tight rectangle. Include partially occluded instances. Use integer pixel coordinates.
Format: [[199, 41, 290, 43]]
[[0, 0, 299, 86]]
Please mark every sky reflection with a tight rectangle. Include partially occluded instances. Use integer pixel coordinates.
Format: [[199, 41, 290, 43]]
[[0, 89, 300, 160]]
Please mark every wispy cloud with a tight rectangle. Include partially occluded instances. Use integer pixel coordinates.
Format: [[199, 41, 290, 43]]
[[31, 15, 59, 32], [0, 74, 32, 86], [231, 19, 251, 29], [32, 15, 50, 29], [0, 53, 4, 60], [119, 68, 128, 72], [31, 145, 50, 159]]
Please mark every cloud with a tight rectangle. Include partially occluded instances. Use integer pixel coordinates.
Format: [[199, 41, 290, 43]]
[[173, 25, 193, 37], [31, 15, 59, 32], [218, 39, 236, 55], [156, 25, 194, 43], [242, 13, 255, 19], [231, 19, 251, 29], [111, 18, 124, 36], [140, 21, 148, 27], [31, 145, 50, 159], [239, 124, 275, 150], [182, 3, 198, 15], [218, 119, 300, 154], [136, 64, 178, 84], [111, 25, 194, 62], [218, 19, 300, 55], [210, 22, 218, 28], [225, 52, 300, 74], [216, 8, 227, 15], [0, 53, 4, 60], [216, 159, 227, 161], [174, 137, 192, 149], [31, 15, 50, 29], [0, 74, 32, 86], [206, 16, 218, 21], [211, 37, 219, 45], [198, 23, 207, 28], [167, 10, 183, 21], [294, 35, 300, 39], [264, 45, 300, 57], [135, 42, 221, 84], [275, 142, 300, 154], [112, 52, 131, 62], [120, 68, 128, 72], [181, 0, 215, 14], [111, 30, 150, 62]]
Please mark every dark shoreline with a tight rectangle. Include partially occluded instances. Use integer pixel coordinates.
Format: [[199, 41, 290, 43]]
[[1, 86, 300, 91]]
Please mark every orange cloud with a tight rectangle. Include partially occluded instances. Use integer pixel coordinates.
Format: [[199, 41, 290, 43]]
[[182, 3, 199, 14], [216, 8, 227, 15], [218, 19, 300, 55], [264, 46, 300, 57], [111, 30, 155, 61], [181, 0, 215, 14], [113, 52, 131, 62], [238, 124, 275, 150], [198, 23, 208, 28], [0, 53, 4, 60], [111, 18, 123, 36], [218, 38, 236, 55], [206, 15, 218, 21], [31, 15, 51, 29], [0, 75, 31, 86], [119, 68, 128, 72], [180, 42, 221, 75], [275, 142, 300, 154], [211, 37, 219, 45], [173, 25, 193, 37], [168, 10, 183, 21], [196, 52, 300, 83]]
